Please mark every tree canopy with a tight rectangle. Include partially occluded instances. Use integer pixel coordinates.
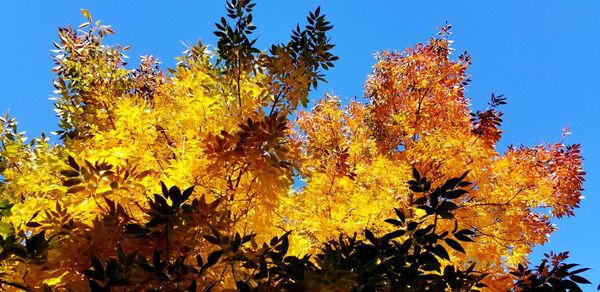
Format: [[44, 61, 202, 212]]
[[0, 1, 591, 291]]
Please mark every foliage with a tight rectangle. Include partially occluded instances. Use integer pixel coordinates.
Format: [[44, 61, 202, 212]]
[[0, 173, 592, 291], [83, 171, 489, 291], [285, 23, 585, 290], [0, 1, 590, 291], [510, 251, 591, 292]]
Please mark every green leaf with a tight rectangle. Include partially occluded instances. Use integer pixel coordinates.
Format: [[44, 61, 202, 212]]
[[394, 207, 406, 223], [63, 178, 82, 187], [412, 166, 421, 181], [444, 189, 469, 199], [203, 250, 223, 270], [442, 177, 461, 191], [431, 244, 450, 260], [187, 280, 197, 292], [364, 229, 378, 245], [25, 222, 42, 228], [0, 199, 10, 209], [182, 186, 195, 202], [196, 254, 203, 268], [381, 229, 406, 242], [419, 252, 441, 271], [66, 185, 86, 194], [67, 156, 80, 171], [569, 275, 591, 284], [444, 238, 465, 253], [169, 186, 182, 207], [236, 281, 251, 292], [384, 218, 403, 226], [454, 232, 474, 242], [89, 280, 106, 292], [569, 268, 590, 275], [60, 170, 80, 177], [407, 221, 418, 231], [26, 231, 48, 258], [0, 199, 13, 217], [440, 201, 459, 211], [0, 221, 14, 238], [413, 196, 428, 205]]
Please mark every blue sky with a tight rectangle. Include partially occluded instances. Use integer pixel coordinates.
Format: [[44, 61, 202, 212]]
[[1, 0, 599, 286]]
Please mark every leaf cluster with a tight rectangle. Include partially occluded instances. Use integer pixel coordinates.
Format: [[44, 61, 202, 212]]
[[76, 172, 588, 291], [510, 251, 592, 292]]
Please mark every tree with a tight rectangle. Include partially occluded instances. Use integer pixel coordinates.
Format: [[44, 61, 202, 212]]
[[0, 1, 588, 291], [284, 24, 585, 289]]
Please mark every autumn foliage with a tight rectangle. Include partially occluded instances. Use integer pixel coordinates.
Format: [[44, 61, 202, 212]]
[[0, 1, 588, 291]]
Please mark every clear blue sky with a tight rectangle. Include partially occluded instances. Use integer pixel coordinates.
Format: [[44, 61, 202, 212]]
[[1, 0, 599, 286]]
